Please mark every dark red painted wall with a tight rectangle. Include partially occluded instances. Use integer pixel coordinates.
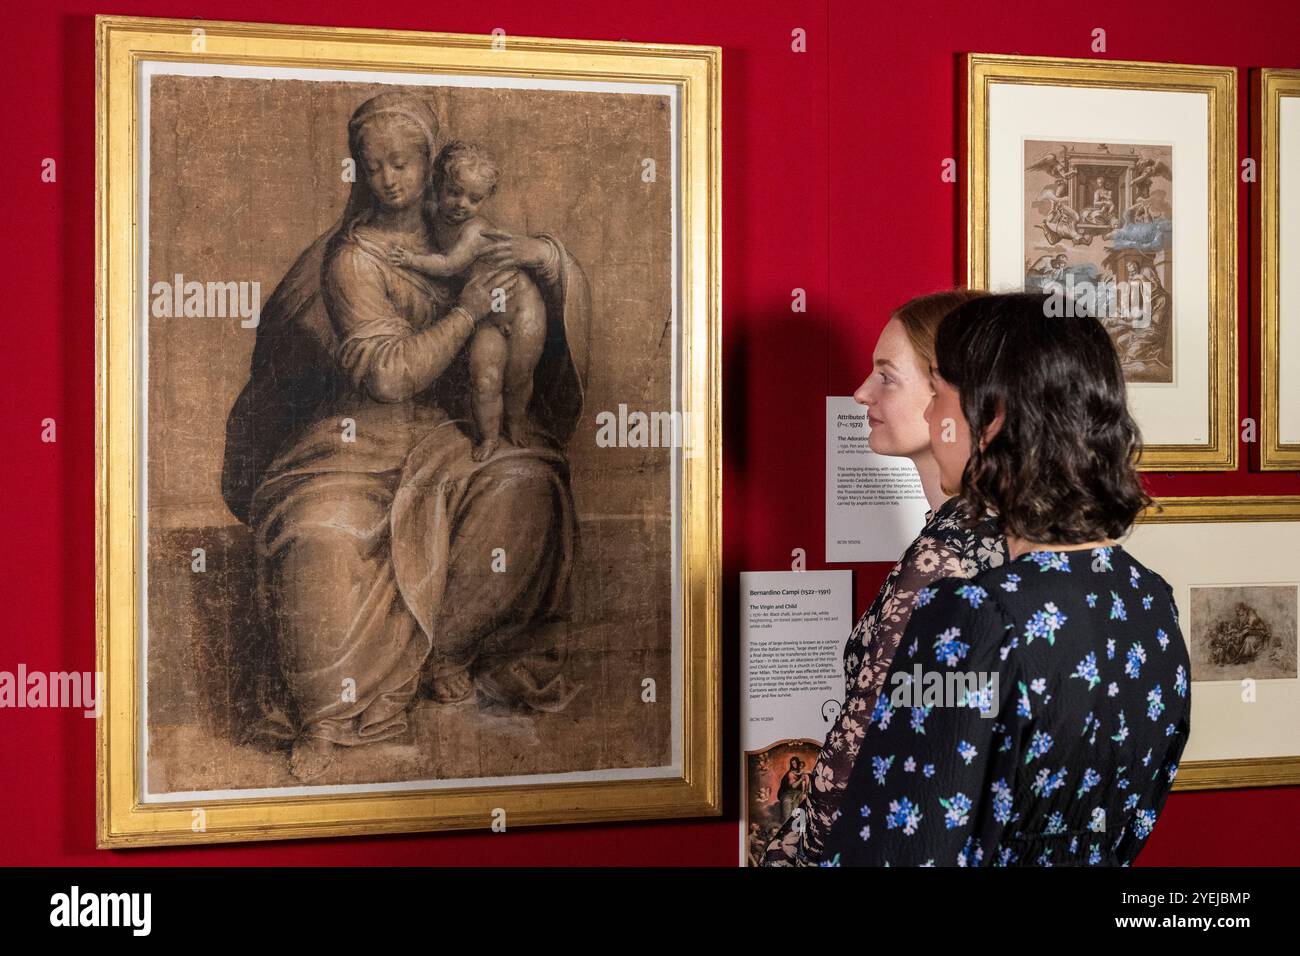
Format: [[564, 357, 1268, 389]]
[[1, 0, 1296, 865]]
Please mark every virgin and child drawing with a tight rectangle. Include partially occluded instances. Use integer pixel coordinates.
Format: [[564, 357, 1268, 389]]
[[1023, 139, 1174, 383], [144, 76, 677, 793]]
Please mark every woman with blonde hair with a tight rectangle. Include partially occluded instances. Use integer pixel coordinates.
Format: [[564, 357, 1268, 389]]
[[762, 290, 1007, 866]]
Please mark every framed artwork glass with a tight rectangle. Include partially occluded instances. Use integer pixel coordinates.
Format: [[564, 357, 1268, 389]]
[[1124, 496, 1300, 789], [964, 53, 1238, 470], [1260, 68, 1300, 470], [96, 16, 722, 846]]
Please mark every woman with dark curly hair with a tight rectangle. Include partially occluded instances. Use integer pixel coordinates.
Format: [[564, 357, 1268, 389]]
[[821, 292, 1191, 867]]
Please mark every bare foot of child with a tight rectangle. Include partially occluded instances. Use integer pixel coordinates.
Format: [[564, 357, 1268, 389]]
[[472, 438, 499, 461], [431, 666, 474, 704], [289, 735, 336, 781], [502, 419, 538, 449]]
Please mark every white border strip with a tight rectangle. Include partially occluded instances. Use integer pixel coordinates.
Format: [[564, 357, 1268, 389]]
[[138, 59, 684, 803]]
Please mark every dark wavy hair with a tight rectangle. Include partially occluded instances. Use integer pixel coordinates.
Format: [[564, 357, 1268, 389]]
[[934, 292, 1154, 543]]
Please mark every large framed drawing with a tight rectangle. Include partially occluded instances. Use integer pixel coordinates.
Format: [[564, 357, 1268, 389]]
[[1125, 496, 1300, 790], [96, 16, 721, 846], [1260, 69, 1300, 470], [964, 54, 1237, 470]]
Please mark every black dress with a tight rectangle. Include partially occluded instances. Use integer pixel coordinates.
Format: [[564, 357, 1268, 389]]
[[821, 543, 1191, 866], [762, 494, 1006, 866]]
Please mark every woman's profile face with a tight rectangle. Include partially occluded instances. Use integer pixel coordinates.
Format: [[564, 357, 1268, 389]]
[[359, 118, 429, 214], [924, 369, 973, 497], [853, 317, 933, 458]]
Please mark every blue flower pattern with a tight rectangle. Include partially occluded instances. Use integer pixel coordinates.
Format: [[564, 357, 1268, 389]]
[[822, 544, 1190, 866], [1025, 603, 1068, 645], [933, 628, 971, 667], [760, 495, 1009, 867], [1027, 551, 1071, 572]]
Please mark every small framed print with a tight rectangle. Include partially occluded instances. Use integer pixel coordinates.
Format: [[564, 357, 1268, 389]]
[[964, 54, 1238, 471], [96, 16, 722, 846], [1260, 69, 1300, 470], [743, 739, 821, 867], [1124, 496, 1300, 790]]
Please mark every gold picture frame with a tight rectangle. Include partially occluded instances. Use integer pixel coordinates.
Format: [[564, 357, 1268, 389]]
[[964, 53, 1238, 471], [1130, 496, 1300, 790], [96, 15, 722, 847], [1259, 69, 1300, 470]]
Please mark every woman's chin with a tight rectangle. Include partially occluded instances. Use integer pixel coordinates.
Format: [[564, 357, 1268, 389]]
[[870, 441, 907, 459], [869, 434, 927, 460]]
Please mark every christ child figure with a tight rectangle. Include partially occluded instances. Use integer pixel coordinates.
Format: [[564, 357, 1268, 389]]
[[388, 140, 547, 460]]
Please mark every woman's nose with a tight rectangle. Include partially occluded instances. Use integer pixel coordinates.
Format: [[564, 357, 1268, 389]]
[[852, 377, 874, 405]]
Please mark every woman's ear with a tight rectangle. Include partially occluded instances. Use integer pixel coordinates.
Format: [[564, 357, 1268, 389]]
[[979, 400, 1006, 451]]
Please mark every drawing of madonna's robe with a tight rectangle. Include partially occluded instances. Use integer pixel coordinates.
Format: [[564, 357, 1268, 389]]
[[221, 226, 591, 749]]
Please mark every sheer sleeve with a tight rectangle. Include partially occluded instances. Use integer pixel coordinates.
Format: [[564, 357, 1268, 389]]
[[323, 245, 478, 403], [760, 541, 969, 866], [820, 576, 1026, 866]]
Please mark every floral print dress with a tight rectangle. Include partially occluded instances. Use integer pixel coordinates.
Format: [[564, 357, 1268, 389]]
[[819, 544, 1191, 866], [761, 495, 1006, 866]]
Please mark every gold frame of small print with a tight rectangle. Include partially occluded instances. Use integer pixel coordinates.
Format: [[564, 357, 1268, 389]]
[[964, 53, 1238, 471], [1133, 496, 1300, 791], [95, 15, 722, 847], [1259, 69, 1300, 470]]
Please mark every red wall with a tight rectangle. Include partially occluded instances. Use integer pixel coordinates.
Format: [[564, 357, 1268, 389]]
[[1, 0, 1296, 866]]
